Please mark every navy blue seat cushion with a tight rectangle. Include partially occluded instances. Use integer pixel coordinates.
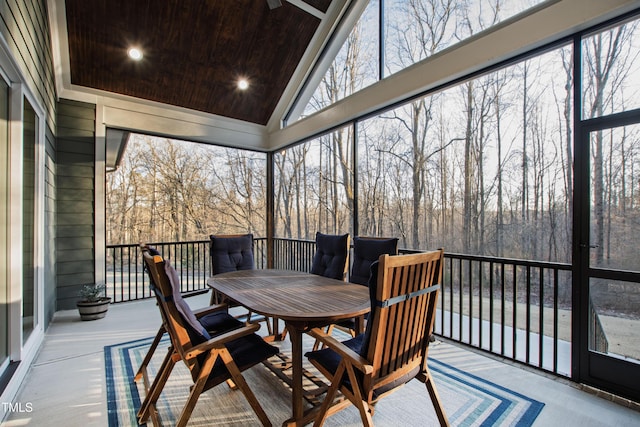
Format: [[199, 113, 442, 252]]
[[210, 234, 254, 274], [199, 311, 244, 338], [306, 334, 367, 390], [310, 232, 349, 280], [350, 237, 398, 286]]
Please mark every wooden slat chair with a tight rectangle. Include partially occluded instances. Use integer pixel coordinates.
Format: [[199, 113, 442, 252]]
[[306, 250, 449, 427], [209, 233, 273, 336], [336, 236, 399, 336], [312, 236, 397, 351], [134, 244, 229, 395], [306, 232, 350, 347], [138, 248, 278, 427]]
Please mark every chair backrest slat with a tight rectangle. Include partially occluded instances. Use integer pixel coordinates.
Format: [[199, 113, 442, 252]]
[[367, 250, 444, 385]]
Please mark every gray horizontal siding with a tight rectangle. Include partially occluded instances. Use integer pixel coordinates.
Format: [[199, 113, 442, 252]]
[[44, 125, 56, 324], [56, 99, 96, 310]]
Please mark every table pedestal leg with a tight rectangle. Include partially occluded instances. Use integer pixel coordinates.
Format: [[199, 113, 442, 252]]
[[283, 324, 304, 426]]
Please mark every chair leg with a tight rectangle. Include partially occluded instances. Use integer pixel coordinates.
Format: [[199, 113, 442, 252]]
[[134, 326, 165, 383], [247, 310, 274, 336], [313, 364, 345, 427], [265, 316, 273, 336], [424, 371, 449, 427], [343, 363, 374, 427], [175, 350, 220, 427], [220, 349, 272, 427], [138, 348, 176, 423], [353, 400, 374, 427]]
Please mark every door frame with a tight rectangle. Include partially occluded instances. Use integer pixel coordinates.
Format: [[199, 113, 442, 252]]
[[573, 104, 640, 401]]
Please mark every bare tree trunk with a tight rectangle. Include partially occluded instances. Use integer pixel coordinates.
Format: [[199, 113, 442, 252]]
[[561, 48, 573, 248], [411, 102, 423, 249], [495, 78, 504, 256], [522, 62, 529, 256], [463, 82, 474, 253]]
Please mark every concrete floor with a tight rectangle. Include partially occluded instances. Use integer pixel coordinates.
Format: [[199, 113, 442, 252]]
[[2, 294, 640, 426]]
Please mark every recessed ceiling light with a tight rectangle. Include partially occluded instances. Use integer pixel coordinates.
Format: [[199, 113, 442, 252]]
[[128, 47, 143, 61], [238, 79, 249, 90]]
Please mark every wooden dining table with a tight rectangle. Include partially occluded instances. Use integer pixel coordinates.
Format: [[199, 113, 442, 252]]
[[207, 269, 370, 427]]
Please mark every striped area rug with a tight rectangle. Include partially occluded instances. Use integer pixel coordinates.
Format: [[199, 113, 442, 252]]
[[105, 335, 543, 426]]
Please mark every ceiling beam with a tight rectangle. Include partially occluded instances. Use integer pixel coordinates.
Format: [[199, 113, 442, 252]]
[[287, 0, 325, 19]]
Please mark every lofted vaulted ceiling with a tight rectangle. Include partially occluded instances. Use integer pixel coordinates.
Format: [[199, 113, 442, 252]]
[[62, 0, 336, 126]]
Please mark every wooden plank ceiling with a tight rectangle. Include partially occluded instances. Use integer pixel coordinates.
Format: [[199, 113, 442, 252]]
[[65, 0, 332, 125]]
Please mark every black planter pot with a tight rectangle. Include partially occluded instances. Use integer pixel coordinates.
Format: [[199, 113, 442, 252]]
[[76, 297, 112, 320]]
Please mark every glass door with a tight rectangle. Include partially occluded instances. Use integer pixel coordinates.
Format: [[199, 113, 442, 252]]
[[576, 14, 640, 401], [0, 76, 8, 370], [580, 122, 640, 401], [22, 98, 36, 344]]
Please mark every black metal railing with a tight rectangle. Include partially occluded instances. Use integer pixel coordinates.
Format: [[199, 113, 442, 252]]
[[106, 238, 574, 377], [106, 238, 273, 303], [106, 240, 213, 302], [435, 253, 572, 376]]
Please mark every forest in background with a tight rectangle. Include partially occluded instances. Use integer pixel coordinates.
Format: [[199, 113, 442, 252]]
[[107, 1, 640, 272]]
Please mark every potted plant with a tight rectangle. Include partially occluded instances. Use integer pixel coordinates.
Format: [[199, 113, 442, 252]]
[[77, 283, 111, 320]]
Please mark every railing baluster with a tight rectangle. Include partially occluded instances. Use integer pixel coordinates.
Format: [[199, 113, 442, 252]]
[[539, 266, 544, 368], [448, 256, 453, 340], [478, 259, 483, 349], [553, 268, 559, 373], [120, 246, 124, 303], [512, 263, 517, 361], [526, 265, 531, 365], [458, 258, 463, 341], [500, 262, 506, 357], [489, 260, 494, 352]]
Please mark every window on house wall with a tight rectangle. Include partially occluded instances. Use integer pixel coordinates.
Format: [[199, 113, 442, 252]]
[[105, 132, 267, 245], [22, 98, 36, 344], [274, 125, 355, 240]]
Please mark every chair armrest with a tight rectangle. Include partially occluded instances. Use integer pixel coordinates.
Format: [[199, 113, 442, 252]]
[[307, 328, 373, 375], [185, 323, 261, 359], [192, 303, 228, 318]]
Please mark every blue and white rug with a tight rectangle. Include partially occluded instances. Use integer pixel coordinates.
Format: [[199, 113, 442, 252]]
[[105, 335, 543, 426]]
